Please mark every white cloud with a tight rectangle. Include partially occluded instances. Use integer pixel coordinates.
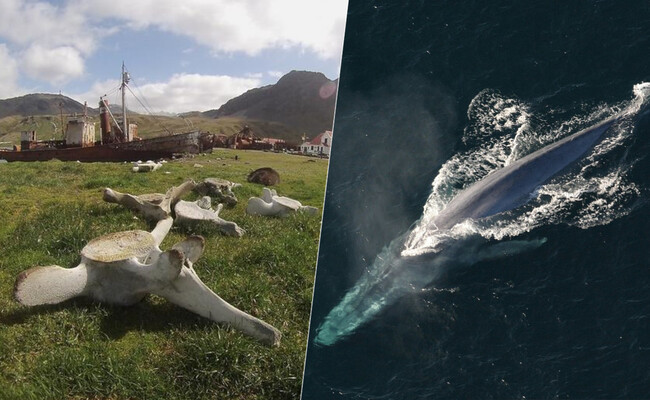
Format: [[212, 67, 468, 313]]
[[0, 0, 346, 95], [71, 74, 261, 113], [0, 0, 98, 54], [75, 79, 121, 104], [0, 44, 20, 97], [22, 45, 85, 85], [267, 70, 284, 79], [0, 0, 105, 87], [74, 0, 348, 59]]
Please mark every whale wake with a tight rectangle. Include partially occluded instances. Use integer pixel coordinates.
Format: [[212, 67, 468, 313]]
[[313, 83, 649, 347]]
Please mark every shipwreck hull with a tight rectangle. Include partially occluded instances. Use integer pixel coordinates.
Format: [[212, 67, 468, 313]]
[[0, 131, 211, 163], [0, 146, 174, 162], [117, 131, 205, 153]]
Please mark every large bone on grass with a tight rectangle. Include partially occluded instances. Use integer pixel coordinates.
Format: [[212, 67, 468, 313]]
[[175, 197, 245, 237], [14, 228, 183, 307], [103, 180, 196, 221], [153, 236, 282, 346], [246, 188, 319, 217], [194, 178, 241, 207], [132, 160, 162, 172], [13, 220, 279, 346]]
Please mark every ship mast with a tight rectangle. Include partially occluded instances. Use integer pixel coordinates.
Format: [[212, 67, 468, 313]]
[[59, 98, 65, 140], [121, 62, 130, 140]]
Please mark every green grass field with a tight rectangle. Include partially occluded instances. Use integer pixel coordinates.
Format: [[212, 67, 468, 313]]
[[0, 149, 327, 400]]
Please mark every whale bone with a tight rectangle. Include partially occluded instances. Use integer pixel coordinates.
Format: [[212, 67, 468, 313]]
[[246, 187, 318, 217], [103, 180, 197, 221], [132, 160, 162, 172], [13, 218, 280, 346], [194, 178, 241, 207], [174, 197, 245, 237]]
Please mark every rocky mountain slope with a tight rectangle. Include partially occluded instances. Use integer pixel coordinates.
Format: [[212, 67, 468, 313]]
[[0, 94, 90, 119], [0, 70, 337, 143], [202, 70, 337, 137]]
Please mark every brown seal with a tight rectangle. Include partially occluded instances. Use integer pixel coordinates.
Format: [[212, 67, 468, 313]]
[[247, 167, 280, 186]]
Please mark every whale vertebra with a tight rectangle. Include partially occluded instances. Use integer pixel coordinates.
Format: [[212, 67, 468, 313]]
[[314, 113, 622, 347]]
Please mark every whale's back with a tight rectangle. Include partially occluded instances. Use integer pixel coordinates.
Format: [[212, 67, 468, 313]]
[[433, 116, 618, 230]]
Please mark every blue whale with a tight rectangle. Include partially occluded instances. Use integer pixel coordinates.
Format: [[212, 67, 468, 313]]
[[433, 115, 619, 230], [313, 113, 621, 346]]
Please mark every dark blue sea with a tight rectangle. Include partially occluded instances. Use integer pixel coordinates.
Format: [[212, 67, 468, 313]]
[[302, 1, 650, 399]]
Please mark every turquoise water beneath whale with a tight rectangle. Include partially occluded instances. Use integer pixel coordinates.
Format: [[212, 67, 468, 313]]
[[302, 1, 650, 399]]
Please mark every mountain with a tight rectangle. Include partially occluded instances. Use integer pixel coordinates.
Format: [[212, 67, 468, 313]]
[[0, 70, 338, 143], [0, 94, 92, 119], [202, 70, 337, 139]]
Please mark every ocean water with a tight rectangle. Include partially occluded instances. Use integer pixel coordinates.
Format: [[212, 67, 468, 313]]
[[302, 1, 650, 399]]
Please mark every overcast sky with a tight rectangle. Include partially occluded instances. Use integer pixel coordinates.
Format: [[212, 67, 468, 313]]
[[0, 0, 348, 113]]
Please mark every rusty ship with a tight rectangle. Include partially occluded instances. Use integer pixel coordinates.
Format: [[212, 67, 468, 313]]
[[0, 64, 215, 162]]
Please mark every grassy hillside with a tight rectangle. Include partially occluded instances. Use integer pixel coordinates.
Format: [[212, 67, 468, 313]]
[[0, 69, 338, 145], [0, 94, 89, 120], [0, 114, 305, 147], [0, 115, 65, 147], [0, 150, 328, 399], [127, 114, 303, 143]]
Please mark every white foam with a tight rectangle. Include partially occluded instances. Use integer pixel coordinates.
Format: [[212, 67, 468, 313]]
[[404, 83, 645, 255]]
